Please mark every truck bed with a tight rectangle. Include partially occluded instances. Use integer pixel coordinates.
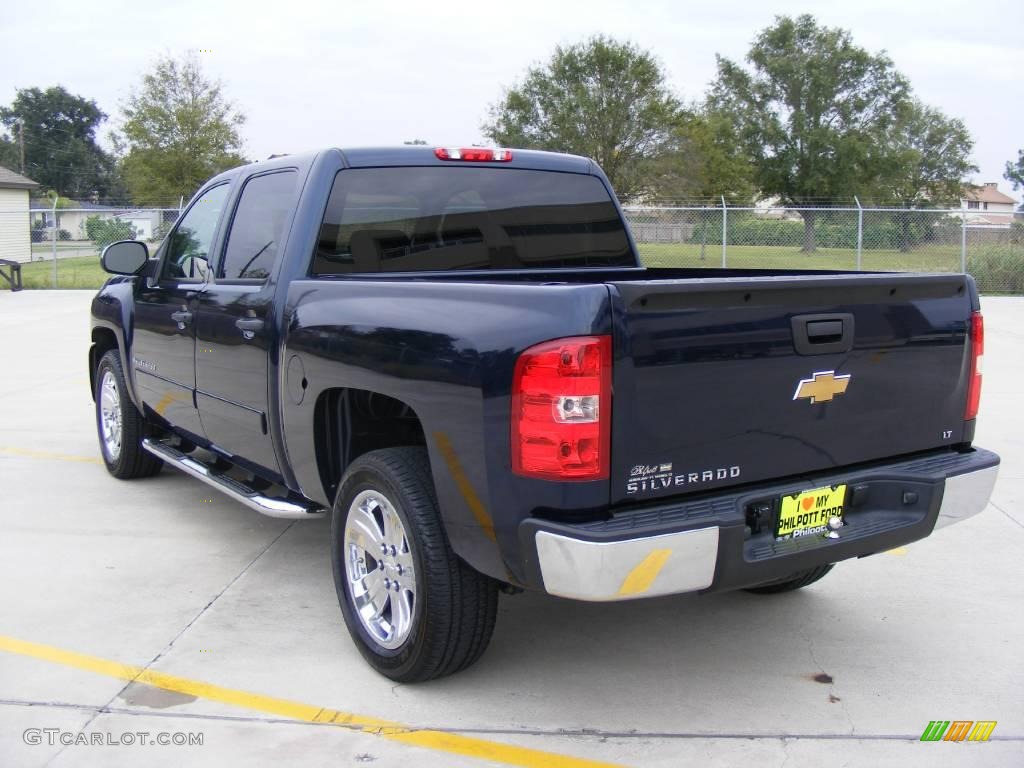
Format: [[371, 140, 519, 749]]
[[306, 267, 975, 508]]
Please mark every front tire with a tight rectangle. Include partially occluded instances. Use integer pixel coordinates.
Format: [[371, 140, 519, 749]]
[[744, 564, 834, 594], [330, 448, 498, 682], [95, 350, 162, 479]]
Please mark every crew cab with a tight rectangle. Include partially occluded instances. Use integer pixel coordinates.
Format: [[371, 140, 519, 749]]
[[90, 146, 999, 681]]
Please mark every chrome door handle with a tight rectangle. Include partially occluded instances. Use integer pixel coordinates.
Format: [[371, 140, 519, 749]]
[[170, 310, 192, 329], [235, 317, 264, 340]]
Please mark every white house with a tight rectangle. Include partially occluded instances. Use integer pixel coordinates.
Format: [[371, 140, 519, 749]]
[[0, 166, 39, 263], [30, 199, 123, 241], [960, 183, 1018, 227], [29, 200, 167, 242]]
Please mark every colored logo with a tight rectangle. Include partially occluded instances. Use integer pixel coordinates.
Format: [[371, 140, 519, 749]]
[[920, 720, 997, 742], [793, 370, 851, 404]]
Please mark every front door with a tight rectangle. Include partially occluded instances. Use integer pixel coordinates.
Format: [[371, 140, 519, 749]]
[[132, 184, 230, 440], [194, 170, 298, 477]]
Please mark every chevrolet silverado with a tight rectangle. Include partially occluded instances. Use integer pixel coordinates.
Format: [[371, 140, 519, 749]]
[[90, 146, 999, 681]]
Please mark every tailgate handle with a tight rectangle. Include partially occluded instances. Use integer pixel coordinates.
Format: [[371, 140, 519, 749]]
[[807, 320, 844, 341], [791, 313, 854, 356]]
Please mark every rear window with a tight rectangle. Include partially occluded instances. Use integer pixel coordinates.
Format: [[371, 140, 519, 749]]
[[312, 167, 634, 274]]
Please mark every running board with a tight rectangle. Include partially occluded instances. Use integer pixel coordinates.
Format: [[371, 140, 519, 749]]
[[142, 438, 326, 520]]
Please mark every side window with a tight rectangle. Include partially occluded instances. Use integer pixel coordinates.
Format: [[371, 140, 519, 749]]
[[162, 184, 230, 282], [219, 171, 297, 280]]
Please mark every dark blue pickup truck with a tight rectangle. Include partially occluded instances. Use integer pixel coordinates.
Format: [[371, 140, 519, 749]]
[[90, 146, 999, 681]]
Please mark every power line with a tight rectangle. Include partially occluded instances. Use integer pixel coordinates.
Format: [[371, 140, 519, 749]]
[[0, 114, 120, 138]]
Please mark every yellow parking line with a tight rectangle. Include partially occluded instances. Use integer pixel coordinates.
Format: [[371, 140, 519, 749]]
[[0, 446, 102, 465], [0, 635, 621, 768]]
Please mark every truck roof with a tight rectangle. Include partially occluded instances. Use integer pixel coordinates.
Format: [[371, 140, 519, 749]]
[[338, 146, 595, 174], [209, 146, 597, 187]]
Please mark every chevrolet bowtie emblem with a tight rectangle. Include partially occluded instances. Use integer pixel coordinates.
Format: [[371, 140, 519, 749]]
[[793, 371, 851, 404]]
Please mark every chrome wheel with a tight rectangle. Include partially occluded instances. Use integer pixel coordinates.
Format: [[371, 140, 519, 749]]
[[99, 370, 122, 462], [343, 490, 416, 650]]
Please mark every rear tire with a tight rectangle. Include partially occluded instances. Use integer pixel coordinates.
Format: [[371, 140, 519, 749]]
[[95, 350, 162, 479], [744, 564, 834, 594], [330, 447, 498, 682]]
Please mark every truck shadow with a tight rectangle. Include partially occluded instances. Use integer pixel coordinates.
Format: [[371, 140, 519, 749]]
[[423, 572, 909, 723]]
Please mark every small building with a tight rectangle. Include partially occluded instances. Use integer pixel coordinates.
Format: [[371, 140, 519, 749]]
[[30, 199, 167, 242], [30, 199, 120, 241], [0, 166, 40, 263], [119, 209, 164, 241], [960, 183, 1018, 227]]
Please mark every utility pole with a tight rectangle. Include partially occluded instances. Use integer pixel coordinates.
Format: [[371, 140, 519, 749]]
[[16, 118, 25, 175]]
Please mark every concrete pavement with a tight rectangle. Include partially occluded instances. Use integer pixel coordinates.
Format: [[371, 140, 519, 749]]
[[0, 290, 1021, 767]]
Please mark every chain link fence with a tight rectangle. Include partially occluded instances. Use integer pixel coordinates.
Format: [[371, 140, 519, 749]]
[[625, 204, 1024, 293], [1, 203, 1021, 292], [0, 206, 180, 288]]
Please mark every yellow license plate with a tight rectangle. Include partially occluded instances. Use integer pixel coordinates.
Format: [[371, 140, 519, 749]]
[[776, 485, 847, 540]]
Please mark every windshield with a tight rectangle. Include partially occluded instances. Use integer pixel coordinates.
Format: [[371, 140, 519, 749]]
[[312, 167, 634, 274]]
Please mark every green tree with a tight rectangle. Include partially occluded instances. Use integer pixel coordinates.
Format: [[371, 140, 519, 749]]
[[1006, 149, 1024, 191], [117, 53, 247, 205], [879, 101, 976, 250], [881, 102, 975, 206], [645, 108, 757, 202], [0, 86, 123, 198], [483, 36, 681, 200], [0, 134, 17, 170], [85, 215, 137, 248], [710, 15, 911, 251]]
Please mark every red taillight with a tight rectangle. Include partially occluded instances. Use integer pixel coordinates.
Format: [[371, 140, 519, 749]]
[[965, 311, 984, 420], [511, 336, 611, 481], [434, 147, 512, 162]]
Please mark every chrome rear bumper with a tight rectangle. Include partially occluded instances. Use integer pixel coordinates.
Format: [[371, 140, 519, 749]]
[[532, 450, 999, 602], [933, 463, 998, 530], [535, 527, 719, 602]]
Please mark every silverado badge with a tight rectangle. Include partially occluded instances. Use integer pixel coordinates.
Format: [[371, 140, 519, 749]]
[[793, 371, 851, 404]]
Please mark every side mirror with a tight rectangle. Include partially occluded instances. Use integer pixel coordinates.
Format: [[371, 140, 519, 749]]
[[101, 240, 150, 275]]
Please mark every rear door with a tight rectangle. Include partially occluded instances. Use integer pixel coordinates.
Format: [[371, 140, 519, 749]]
[[132, 183, 230, 439], [607, 273, 975, 505], [193, 169, 299, 476]]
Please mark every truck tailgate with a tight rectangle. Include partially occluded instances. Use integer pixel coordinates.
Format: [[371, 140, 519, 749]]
[[607, 273, 975, 505]]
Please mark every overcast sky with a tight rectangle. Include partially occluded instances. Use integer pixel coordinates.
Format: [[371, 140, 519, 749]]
[[3, 0, 1021, 200]]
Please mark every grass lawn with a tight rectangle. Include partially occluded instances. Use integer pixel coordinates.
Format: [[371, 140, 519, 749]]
[[18, 256, 109, 289], [637, 242, 963, 272], [30, 242, 101, 264], [2, 243, 989, 291]]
